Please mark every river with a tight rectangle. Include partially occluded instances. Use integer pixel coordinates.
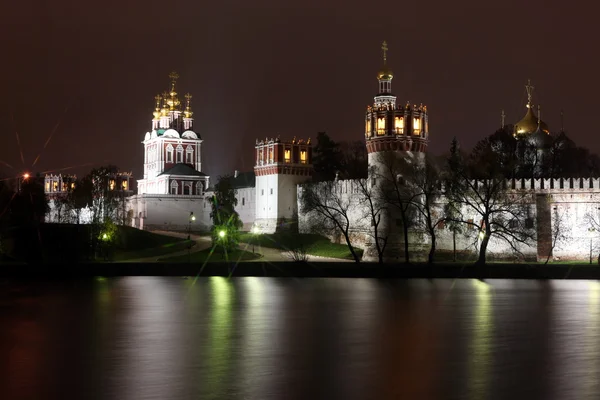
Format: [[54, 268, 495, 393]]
[[1, 277, 599, 399]]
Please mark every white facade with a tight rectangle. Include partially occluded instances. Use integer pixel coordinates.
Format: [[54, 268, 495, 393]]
[[127, 194, 212, 232], [235, 186, 256, 230]]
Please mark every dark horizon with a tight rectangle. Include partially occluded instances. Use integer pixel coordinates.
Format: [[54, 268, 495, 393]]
[[2, 0, 599, 182]]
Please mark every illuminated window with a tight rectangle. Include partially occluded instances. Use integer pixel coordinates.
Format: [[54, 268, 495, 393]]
[[394, 117, 404, 134], [166, 144, 174, 163], [53, 181, 58, 191], [377, 117, 386, 135], [268, 147, 273, 164], [176, 145, 183, 163], [109, 180, 115, 190], [300, 150, 307, 164], [122, 180, 128, 190], [413, 117, 421, 135], [365, 119, 371, 136], [45, 182, 50, 192], [284, 149, 291, 163], [71, 182, 75, 189]]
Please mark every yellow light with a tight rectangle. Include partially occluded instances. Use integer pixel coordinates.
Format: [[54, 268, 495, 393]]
[[218, 230, 226, 238], [102, 233, 108, 240], [23, 173, 29, 179], [252, 226, 261, 234], [191, 216, 196, 221]]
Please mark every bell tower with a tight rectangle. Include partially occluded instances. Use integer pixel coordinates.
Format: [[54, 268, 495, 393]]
[[254, 137, 313, 233], [365, 41, 429, 161]]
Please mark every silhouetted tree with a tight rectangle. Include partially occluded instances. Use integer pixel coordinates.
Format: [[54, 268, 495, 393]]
[[211, 175, 243, 250], [312, 132, 342, 182], [356, 167, 388, 263], [446, 137, 535, 265], [300, 180, 361, 262]]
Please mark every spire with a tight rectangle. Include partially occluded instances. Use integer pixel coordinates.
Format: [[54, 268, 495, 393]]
[[169, 71, 179, 93], [382, 41, 388, 65], [184, 93, 193, 118], [525, 79, 534, 109], [154, 95, 161, 110], [501, 109, 506, 129]]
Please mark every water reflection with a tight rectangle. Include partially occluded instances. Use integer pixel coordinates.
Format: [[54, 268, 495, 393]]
[[468, 279, 493, 400], [2, 278, 600, 399]]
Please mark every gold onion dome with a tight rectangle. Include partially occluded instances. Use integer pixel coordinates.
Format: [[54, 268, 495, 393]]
[[377, 65, 394, 80], [377, 40, 393, 80], [514, 107, 549, 136]]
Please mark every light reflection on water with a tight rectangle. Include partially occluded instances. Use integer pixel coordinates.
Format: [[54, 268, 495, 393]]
[[1, 278, 600, 399]]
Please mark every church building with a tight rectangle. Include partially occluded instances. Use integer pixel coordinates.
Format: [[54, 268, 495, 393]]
[[126, 72, 212, 232]]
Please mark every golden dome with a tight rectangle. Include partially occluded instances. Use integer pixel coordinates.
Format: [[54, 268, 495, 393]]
[[514, 107, 549, 136], [377, 65, 394, 80]]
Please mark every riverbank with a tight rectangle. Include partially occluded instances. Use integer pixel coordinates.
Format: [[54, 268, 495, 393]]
[[3, 262, 600, 279]]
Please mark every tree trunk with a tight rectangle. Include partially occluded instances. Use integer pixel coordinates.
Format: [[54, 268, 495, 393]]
[[342, 230, 360, 263], [452, 230, 456, 262], [403, 222, 410, 264], [476, 234, 490, 266], [428, 230, 436, 264]]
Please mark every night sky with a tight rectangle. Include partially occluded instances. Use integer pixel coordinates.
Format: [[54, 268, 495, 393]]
[[2, 0, 599, 183]]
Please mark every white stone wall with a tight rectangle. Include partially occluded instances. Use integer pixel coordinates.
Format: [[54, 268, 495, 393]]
[[235, 187, 256, 230], [126, 194, 212, 232], [297, 178, 600, 262]]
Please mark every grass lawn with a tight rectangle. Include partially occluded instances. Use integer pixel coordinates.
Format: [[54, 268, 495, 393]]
[[239, 232, 363, 260], [159, 247, 262, 263]]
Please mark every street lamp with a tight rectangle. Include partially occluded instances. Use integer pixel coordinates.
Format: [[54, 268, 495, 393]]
[[188, 212, 195, 240], [218, 230, 226, 238]]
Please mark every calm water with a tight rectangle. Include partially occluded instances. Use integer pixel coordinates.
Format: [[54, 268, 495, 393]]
[[1, 277, 600, 400]]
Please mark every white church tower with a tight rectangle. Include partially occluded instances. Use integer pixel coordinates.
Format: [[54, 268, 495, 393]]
[[127, 72, 212, 232], [137, 72, 209, 195], [254, 137, 313, 233]]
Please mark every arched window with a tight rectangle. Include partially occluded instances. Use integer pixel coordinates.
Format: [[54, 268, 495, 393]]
[[186, 146, 193, 164], [183, 183, 190, 195], [196, 182, 203, 195], [394, 117, 404, 134], [170, 180, 178, 195], [377, 117, 386, 135], [365, 118, 371, 136], [166, 144, 174, 163], [176, 145, 184, 163], [413, 117, 421, 135]]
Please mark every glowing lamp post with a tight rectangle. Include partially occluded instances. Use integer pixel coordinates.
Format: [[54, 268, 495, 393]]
[[187, 212, 195, 240]]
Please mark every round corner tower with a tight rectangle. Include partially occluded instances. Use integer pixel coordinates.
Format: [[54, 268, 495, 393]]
[[365, 41, 429, 172], [362, 41, 431, 261]]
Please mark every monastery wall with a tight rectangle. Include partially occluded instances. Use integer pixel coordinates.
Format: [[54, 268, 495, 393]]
[[126, 194, 212, 233], [297, 178, 600, 262]]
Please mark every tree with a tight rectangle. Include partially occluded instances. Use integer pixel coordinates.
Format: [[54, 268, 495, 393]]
[[312, 132, 342, 182], [356, 167, 388, 263], [210, 175, 243, 250], [545, 205, 571, 264], [65, 177, 93, 224], [339, 140, 368, 179], [300, 180, 361, 262], [446, 136, 535, 265], [11, 176, 49, 225], [409, 157, 445, 264], [372, 152, 420, 263]]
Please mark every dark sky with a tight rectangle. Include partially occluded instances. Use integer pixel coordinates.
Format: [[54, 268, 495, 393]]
[[2, 0, 599, 182]]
